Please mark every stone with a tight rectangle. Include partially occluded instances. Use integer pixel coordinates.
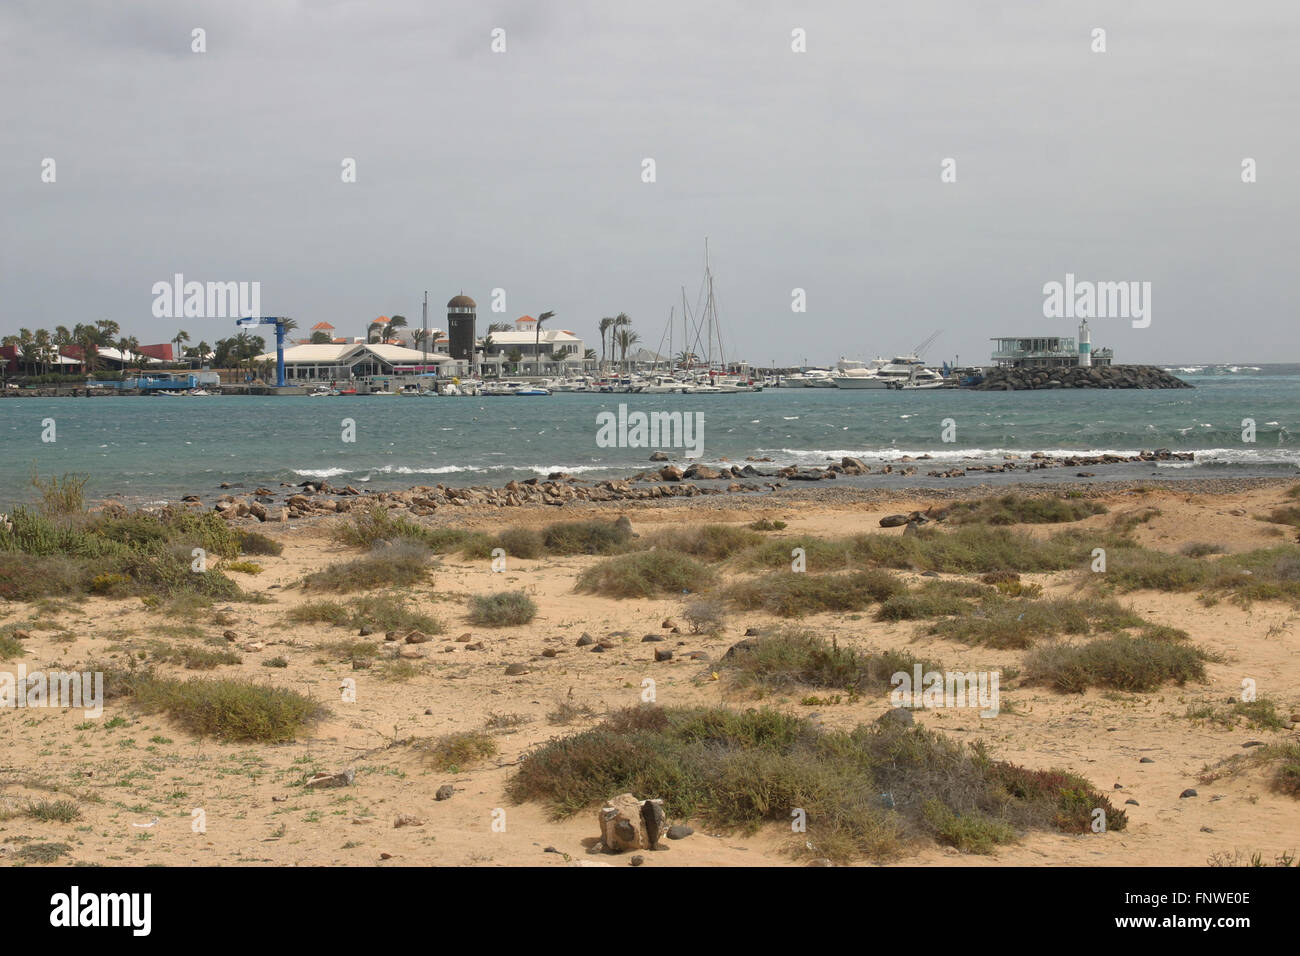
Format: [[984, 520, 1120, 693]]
[[642, 634, 665, 643], [222, 630, 237, 641], [654, 649, 673, 662], [598, 794, 667, 852], [1139, 757, 1155, 763], [305, 769, 355, 789], [576, 633, 594, 646], [879, 514, 910, 528], [393, 814, 424, 828], [1125, 799, 1139, 806], [667, 824, 693, 840], [648, 451, 669, 462], [404, 630, 432, 644], [878, 707, 915, 728], [435, 785, 455, 801], [1179, 788, 1198, 798], [629, 855, 645, 867], [505, 663, 530, 676]]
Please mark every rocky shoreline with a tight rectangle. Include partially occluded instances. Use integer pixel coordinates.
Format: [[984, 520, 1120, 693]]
[[971, 364, 1192, 390], [93, 448, 1229, 523]]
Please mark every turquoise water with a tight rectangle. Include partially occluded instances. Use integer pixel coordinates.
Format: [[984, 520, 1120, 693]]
[[1, 366, 1296, 503]]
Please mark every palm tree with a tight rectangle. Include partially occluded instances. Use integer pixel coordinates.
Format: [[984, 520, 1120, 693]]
[[598, 316, 615, 370], [73, 324, 99, 374], [616, 329, 640, 371], [174, 330, 190, 366], [196, 341, 211, 365], [487, 322, 512, 334], [674, 350, 697, 369], [34, 329, 52, 375], [53, 326, 71, 370], [387, 315, 407, 345], [95, 320, 119, 345], [367, 320, 385, 344], [533, 310, 555, 376]]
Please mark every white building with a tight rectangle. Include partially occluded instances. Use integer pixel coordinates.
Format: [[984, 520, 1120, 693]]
[[255, 342, 465, 381], [470, 316, 587, 376]]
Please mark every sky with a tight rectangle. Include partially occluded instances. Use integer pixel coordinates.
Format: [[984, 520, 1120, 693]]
[[1, 0, 1296, 367]]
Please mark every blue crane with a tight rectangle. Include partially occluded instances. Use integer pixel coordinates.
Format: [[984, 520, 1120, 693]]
[[235, 317, 292, 387]]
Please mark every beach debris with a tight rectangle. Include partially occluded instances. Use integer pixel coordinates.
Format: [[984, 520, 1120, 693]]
[[131, 818, 159, 829], [305, 769, 355, 789]]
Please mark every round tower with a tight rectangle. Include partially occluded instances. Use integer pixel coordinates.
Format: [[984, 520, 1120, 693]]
[[1078, 318, 1092, 368], [446, 293, 477, 373]]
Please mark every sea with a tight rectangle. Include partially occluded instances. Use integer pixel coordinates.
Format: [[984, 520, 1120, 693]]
[[1, 365, 1296, 506]]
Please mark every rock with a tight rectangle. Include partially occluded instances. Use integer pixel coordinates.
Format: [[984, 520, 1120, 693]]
[[598, 794, 667, 852], [393, 814, 424, 828], [654, 649, 673, 662], [667, 824, 693, 840], [648, 451, 669, 462], [505, 663, 530, 676], [358, 625, 374, 636], [878, 707, 915, 728], [1125, 799, 1139, 806], [642, 634, 665, 643], [629, 855, 645, 867], [305, 769, 355, 789], [576, 633, 594, 646], [404, 630, 432, 644], [879, 514, 910, 528], [591, 645, 605, 653], [1179, 788, 1198, 798], [1242, 740, 1264, 748], [661, 618, 674, 629], [743, 627, 761, 637], [435, 785, 455, 801], [456, 633, 473, 643], [1139, 757, 1155, 763], [222, 630, 237, 641], [659, 465, 683, 481]]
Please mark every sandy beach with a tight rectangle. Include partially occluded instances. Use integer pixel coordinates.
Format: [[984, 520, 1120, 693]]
[[3, 477, 1299, 867]]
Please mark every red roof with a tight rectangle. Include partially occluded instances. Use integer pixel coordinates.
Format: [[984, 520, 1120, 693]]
[[311, 322, 335, 330], [516, 316, 536, 323]]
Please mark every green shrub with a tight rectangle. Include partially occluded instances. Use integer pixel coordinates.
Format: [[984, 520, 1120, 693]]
[[467, 591, 537, 627], [131, 676, 325, 742], [508, 706, 1124, 862], [645, 524, 763, 561], [1025, 635, 1210, 693], [948, 494, 1107, 526], [239, 530, 284, 556], [414, 731, 498, 771], [725, 569, 903, 617], [300, 542, 432, 592], [542, 518, 633, 555], [576, 551, 716, 599], [719, 629, 932, 695]]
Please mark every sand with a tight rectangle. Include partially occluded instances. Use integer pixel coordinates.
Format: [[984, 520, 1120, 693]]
[[2, 480, 1298, 867]]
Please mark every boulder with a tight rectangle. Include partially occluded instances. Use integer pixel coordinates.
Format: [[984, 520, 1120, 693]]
[[598, 794, 667, 852]]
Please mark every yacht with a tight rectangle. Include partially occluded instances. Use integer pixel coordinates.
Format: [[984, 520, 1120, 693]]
[[782, 368, 834, 387], [834, 355, 944, 389]]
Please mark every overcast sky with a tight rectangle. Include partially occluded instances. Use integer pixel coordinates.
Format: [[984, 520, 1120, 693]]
[[2, 0, 1296, 366]]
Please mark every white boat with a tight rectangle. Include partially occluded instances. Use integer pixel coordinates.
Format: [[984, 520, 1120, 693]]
[[834, 355, 945, 389], [640, 375, 688, 394], [783, 369, 833, 387]]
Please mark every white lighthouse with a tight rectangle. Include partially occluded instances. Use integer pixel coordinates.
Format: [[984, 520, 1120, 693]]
[[1078, 318, 1092, 367]]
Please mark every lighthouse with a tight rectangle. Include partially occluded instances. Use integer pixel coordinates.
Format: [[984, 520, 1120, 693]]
[[1078, 318, 1092, 368]]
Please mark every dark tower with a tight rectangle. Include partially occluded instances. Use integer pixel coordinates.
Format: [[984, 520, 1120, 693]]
[[446, 293, 477, 374]]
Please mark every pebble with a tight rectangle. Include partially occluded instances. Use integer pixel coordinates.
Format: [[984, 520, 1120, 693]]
[[1139, 757, 1154, 763], [642, 634, 665, 643], [629, 855, 645, 867], [1179, 788, 1198, 798], [1125, 799, 1139, 806], [435, 785, 455, 801]]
